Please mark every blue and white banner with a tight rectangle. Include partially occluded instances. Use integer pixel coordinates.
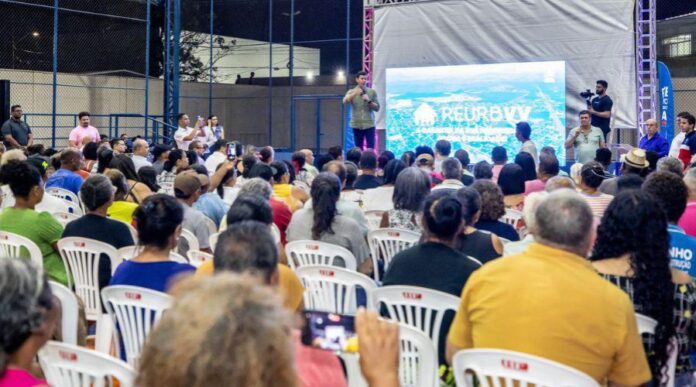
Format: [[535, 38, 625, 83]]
[[658, 61, 674, 143]]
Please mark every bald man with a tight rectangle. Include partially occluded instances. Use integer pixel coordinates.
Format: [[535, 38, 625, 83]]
[[131, 138, 152, 172], [638, 118, 669, 158]]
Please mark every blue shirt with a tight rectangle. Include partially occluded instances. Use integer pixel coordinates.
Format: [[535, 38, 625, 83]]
[[668, 224, 696, 277], [474, 219, 520, 242], [193, 192, 229, 228], [46, 168, 83, 195], [110, 260, 195, 293], [638, 132, 670, 158]]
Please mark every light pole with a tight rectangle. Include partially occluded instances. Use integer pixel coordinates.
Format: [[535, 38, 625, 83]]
[[12, 31, 40, 69]]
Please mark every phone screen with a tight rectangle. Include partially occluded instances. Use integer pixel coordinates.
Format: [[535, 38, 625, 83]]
[[301, 311, 356, 352], [235, 143, 245, 157], [226, 142, 236, 159]]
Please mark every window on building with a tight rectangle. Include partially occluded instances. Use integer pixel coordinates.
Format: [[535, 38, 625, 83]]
[[663, 34, 692, 58]]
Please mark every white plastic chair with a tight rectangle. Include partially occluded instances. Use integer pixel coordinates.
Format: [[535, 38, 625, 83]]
[[367, 228, 421, 282], [49, 281, 79, 346], [635, 313, 677, 387], [53, 211, 81, 228], [64, 200, 83, 216], [501, 208, 523, 229], [38, 341, 135, 387], [364, 210, 384, 231], [209, 232, 220, 252], [57, 237, 120, 322], [46, 187, 80, 204], [178, 228, 200, 254], [295, 265, 377, 315], [101, 285, 173, 367], [370, 285, 459, 359], [398, 323, 440, 387], [187, 249, 213, 267], [204, 216, 217, 234], [452, 349, 599, 387], [271, 223, 282, 245], [285, 240, 357, 271], [0, 230, 44, 269]]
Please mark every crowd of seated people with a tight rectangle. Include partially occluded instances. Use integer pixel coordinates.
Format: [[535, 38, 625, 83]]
[[1, 112, 696, 387]]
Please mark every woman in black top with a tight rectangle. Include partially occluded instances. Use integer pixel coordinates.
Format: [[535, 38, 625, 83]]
[[471, 180, 520, 241], [454, 187, 503, 264]]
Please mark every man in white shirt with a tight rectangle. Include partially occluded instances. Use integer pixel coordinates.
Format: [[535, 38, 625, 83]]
[[516, 121, 538, 166], [669, 113, 688, 158], [131, 139, 152, 173], [205, 139, 228, 174], [174, 113, 197, 150], [432, 157, 465, 191]]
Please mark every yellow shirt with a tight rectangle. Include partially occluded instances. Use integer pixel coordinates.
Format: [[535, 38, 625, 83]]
[[273, 184, 303, 213], [196, 260, 304, 311], [107, 201, 139, 225], [447, 242, 651, 385]]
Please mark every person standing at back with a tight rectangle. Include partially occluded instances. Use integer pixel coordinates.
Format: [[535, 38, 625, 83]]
[[68, 111, 100, 149], [565, 110, 606, 164], [588, 80, 613, 142], [1, 104, 32, 148], [434, 139, 451, 173], [446, 190, 651, 385], [343, 71, 379, 150], [515, 122, 537, 166]]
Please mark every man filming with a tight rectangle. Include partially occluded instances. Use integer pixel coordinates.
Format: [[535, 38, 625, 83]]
[[587, 80, 613, 142]]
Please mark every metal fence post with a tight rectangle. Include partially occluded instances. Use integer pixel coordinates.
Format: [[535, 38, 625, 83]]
[[144, 0, 151, 140], [51, 0, 59, 148]]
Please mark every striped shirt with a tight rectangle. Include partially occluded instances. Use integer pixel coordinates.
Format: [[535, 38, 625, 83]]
[[580, 192, 614, 217]]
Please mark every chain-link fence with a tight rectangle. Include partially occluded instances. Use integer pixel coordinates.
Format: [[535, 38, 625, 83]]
[[0, 0, 152, 147]]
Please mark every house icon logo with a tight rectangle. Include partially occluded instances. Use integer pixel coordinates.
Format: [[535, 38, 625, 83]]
[[414, 103, 436, 126]]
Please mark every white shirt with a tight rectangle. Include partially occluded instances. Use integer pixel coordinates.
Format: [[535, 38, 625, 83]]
[[669, 131, 686, 159], [520, 140, 538, 166], [174, 126, 195, 150], [503, 234, 535, 256], [1, 185, 70, 214], [362, 186, 395, 212], [205, 151, 227, 174], [197, 126, 216, 148], [131, 154, 152, 173], [432, 179, 465, 191]]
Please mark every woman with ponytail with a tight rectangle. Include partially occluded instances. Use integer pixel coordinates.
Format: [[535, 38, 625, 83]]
[[591, 190, 690, 385], [382, 190, 481, 363], [287, 173, 369, 270], [0, 259, 57, 387]]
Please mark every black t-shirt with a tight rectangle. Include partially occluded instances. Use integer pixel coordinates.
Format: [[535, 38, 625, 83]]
[[590, 95, 613, 135], [382, 242, 480, 363], [461, 174, 474, 186], [353, 174, 383, 190], [0, 118, 31, 147], [62, 214, 135, 290]]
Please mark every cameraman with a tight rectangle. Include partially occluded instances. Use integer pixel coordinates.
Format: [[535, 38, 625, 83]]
[[587, 80, 613, 142]]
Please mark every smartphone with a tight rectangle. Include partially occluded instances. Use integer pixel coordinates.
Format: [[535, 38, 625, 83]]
[[301, 311, 356, 352], [226, 142, 236, 160], [235, 142, 245, 157]]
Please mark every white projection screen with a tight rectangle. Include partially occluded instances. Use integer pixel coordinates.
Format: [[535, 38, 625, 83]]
[[373, 0, 636, 132]]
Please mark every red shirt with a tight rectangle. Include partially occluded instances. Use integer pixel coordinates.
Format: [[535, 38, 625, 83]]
[[678, 201, 696, 238], [270, 198, 292, 245]]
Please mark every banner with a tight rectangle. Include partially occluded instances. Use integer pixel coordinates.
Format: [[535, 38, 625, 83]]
[[658, 61, 674, 144]]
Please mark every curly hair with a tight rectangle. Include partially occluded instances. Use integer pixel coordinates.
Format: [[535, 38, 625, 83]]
[[590, 190, 674, 383], [472, 179, 506, 221], [0, 259, 53, 373], [137, 274, 297, 387]]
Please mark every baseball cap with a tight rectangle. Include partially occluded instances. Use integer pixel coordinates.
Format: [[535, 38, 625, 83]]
[[174, 172, 202, 197], [26, 156, 50, 176]]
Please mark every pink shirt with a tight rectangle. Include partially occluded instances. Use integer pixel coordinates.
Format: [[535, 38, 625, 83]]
[[678, 202, 696, 238], [524, 179, 546, 195], [69, 125, 100, 148], [0, 368, 47, 387], [293, 331, 348, 387]]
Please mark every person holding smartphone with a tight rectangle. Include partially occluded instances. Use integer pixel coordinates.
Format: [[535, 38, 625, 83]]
[[204, 115, 224, 143]]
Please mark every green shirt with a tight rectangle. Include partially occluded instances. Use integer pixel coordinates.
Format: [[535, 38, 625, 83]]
[[0, 208, 67, 285], [568, 126, 604, 164], [344, 87, 380, 129]]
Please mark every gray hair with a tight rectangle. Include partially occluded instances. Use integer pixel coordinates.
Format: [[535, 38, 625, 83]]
[[522, 191, 548, 229], [656, 157, 684, 177], [239, 178, 272, 200], [393, 167, 431, 212], [534, 189, 594, 257], [685, 168, 696, 194], [545, 175, 576, 192], [441, 157, 463, 180], [0, 259, 52, 372], [80, 174, 115, 211], [0, 149, 26, 166]]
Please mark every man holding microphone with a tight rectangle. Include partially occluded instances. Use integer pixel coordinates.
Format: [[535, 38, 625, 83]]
[[343, 71, 380, 150]]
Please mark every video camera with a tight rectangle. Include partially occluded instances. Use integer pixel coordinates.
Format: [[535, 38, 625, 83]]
[[580, 89, 594, 105]]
